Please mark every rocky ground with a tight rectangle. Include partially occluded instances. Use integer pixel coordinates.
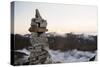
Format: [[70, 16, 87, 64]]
[[13, 48, 97, 65]]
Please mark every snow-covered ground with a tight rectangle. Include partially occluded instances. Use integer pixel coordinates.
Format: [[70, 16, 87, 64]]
[[48, 49, 97, 63], [15, 48, 97, 63]]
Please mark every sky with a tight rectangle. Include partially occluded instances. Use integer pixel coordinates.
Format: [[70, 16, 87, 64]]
[[13, 1, 97, 35]]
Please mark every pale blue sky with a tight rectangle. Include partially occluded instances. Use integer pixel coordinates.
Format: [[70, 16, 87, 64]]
[[14, 1, 97, 34]]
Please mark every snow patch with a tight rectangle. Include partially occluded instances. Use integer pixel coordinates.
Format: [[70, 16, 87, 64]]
[[16, 48, 30, 55], [48, 49, 96, 63], [15, 48, 97, 63]]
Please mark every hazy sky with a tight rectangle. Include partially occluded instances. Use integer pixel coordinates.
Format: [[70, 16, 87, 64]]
[[14, 1, 97, 34]]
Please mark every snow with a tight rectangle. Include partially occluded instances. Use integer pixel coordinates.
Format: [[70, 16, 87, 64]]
[[15, 49, 97, 63], [48, 49, 96, 63], [76, 34, 95, 41], [16, 48, 30, 55]]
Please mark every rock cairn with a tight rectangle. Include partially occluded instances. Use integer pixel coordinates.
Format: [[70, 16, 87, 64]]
[[28, 9, 52, 64]]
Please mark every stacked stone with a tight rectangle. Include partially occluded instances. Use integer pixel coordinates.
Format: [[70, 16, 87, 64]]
[[28, 9, 52, 64]]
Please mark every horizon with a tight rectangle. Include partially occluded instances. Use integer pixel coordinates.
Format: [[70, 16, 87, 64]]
[[11, 32, 98, 36]]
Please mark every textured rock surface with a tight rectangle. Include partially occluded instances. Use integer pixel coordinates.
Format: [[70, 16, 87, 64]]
[[29, 9, 52, 64], [29, 9, 48, 32]]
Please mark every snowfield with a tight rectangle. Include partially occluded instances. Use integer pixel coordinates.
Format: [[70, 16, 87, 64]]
[[15, 48, 97, 63], [48, 49, 97, 63]]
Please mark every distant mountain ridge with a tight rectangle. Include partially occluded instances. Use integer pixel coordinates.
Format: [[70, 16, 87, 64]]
[[11, 32, 97, 51]]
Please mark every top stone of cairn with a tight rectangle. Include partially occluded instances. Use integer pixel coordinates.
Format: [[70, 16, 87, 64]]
[[29, 9, 48, 32]]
